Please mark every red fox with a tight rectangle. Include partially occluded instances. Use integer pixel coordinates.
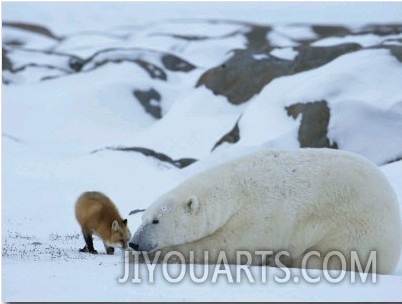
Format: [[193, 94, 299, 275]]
[[75, 191, 131, 254]]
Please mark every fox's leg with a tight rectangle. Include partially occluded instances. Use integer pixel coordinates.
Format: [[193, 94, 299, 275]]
[[103, 242, 115, 255], [80, 230, 97, 254]]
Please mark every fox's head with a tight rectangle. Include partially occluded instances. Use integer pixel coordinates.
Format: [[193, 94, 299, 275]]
[[107, 219, 131, 249]]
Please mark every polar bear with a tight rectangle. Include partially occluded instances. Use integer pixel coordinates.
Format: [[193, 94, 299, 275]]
[[129, 148, 401, 274]]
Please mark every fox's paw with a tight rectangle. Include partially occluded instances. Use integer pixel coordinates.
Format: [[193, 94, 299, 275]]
[[79, 246, 89, 253]]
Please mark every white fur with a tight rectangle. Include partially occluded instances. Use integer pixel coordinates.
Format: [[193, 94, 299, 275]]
[[131, 148, 401, 274]]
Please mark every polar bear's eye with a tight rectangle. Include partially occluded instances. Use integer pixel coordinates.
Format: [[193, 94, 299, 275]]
[[152, 219, 159, 225]]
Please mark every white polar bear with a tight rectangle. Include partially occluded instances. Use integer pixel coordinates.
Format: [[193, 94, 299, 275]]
[[130, 148, 401, 274]]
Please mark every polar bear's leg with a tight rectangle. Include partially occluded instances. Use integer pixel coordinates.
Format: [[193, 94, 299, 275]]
[[291, 251, 324, 270]]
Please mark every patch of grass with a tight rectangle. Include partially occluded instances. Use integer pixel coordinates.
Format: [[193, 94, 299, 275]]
[[49, 232, 80, 241], [7, 231, 35, 240]]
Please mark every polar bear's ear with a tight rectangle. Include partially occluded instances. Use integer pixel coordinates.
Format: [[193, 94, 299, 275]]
[[186, 196, 199, 214]]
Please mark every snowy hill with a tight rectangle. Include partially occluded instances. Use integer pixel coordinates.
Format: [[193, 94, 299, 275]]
[[2, 2, 402, 302]]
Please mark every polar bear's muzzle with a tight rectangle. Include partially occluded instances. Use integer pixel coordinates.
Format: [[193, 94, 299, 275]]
[[129, 224, 158, 253]]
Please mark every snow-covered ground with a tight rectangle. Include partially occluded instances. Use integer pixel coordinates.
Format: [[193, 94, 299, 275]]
[[2, 2, 402, 302]]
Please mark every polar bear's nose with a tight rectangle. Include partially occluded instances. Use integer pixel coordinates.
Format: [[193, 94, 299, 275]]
[[129, 242, 139, 251]]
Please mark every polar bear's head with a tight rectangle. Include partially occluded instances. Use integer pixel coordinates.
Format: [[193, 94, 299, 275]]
[[129, 176, 241, 252], [129, 192, 210, 252]]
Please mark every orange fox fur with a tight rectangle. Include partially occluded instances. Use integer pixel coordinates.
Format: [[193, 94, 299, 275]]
[[75, 191, 131, 254]]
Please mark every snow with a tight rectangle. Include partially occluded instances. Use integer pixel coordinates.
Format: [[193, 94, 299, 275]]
[[272, 25, 319, 41], [253, 54, 271, 61], [237, 48, 402, 164], [2, 64, 157, 154], [270, 47, 299, 61], [4, 257, 402, 302], [267, 30, 299, 47], [2, 2, 402, 302], [328, 100, 402, 165]]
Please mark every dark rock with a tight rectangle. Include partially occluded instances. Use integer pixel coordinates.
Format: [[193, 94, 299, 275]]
[[161, 54, 196, 72], [384, 45, 402, 63], [133, 89, 162, 119], [212, 115, 241, 151], [197, 49, 294, 105], [2, 21, 62, 41], [3, 133, 24, 144], [293, 43, 361, 73], [358, 24, 402, 36], [197, 43, 362, 105], [82, 49, 168, 80], [68, 57, 85, 72], [12, 63, 70, 74], [311, 23, 402, 42], [2, 48, 12, 71], [384, 156, 402, 165], [286, 100, 338, 149], [244, 25, 271, 50], [91, 146, 197, 169], [135, 59, 167, 80], [3, 39, 24, 47], [151, 33, 209, 41], [129, 209, 146, 216], [3, 48, 85, 82], [311, 25, 351, 38], [90, 58, 167, 80], [173, 158, 198, 168]]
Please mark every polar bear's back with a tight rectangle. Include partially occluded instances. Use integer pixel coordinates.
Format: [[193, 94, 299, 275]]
[[229, 148, 398, 211], [228, 148, 400, 222], [204, 148, 401, 273]]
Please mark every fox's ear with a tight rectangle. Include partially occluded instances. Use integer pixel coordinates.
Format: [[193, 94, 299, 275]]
[[112, 220, 120, 232], [123, 219, 127, 225]]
